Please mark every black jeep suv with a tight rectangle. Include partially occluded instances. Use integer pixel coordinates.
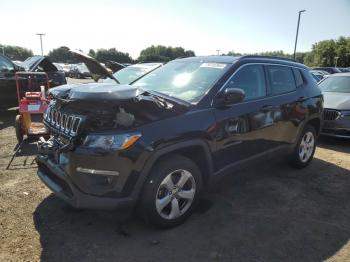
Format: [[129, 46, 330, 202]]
[[37, 56, 323, 228]]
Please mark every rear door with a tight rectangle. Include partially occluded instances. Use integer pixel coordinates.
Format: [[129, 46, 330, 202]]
[[213, 64, 283, 172], [264, 65, 304, 144]]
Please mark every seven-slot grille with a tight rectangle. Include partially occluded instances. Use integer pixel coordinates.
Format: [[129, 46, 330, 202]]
[[44, 105, 82, 136], [323, 109, 341, 121]]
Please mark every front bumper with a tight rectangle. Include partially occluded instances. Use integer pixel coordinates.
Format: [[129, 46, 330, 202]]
[[36, 154, 135, 210], [321, 116, 350, 138]]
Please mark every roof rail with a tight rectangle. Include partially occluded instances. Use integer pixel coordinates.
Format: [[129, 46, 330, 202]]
[[240, 55, 296, 62]]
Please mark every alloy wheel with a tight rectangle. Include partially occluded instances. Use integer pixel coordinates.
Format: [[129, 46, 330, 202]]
[[155, 169, 196, 220], [299, 131, 315, 163]]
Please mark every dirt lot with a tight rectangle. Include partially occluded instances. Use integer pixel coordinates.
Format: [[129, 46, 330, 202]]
[[1, 82, 350, 261]]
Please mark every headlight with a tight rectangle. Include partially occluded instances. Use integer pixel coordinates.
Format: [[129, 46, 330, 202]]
[[340, 111, 350, 117], [83, 132, 141, 150]]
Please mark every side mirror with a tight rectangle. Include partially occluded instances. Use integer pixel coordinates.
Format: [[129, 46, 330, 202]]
[[215, 88, 245, 107]]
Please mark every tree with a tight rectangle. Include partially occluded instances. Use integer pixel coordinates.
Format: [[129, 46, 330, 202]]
[[93, 48, 132, 63], [302, 36, 350, 67], [48, 46, 78, 63], [0, 44, 33, 60], [138, 45, 195, 62], [88, 49, 96, 58]]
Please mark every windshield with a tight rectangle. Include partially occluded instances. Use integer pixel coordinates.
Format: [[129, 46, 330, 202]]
[[319, 76, 350, 93], [104, 64, 160, 84], [131, 60, 230, 103]]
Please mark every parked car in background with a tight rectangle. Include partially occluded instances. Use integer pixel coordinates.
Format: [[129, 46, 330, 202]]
[[319, 73, 350, 138], [53, 63, 65, 72], [104, 62, 163, 84], [69, 63, 92, 78], [338, 68, 350, 73], [310, 70, 324, 82], [37, 55, 322, 228], [313, 67, 342, 74], [21, 56, 67, 86], [0, 54, 66, 108]]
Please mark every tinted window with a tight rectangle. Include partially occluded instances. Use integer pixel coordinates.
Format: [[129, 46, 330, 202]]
[[224, 64, 266, 100], [267, 66, 296, 95], [293, 68, 304, 87]]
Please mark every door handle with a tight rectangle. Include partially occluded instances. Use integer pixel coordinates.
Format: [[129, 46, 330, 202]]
[[297, 96, 306, 102], [260, 105, 274, 112]]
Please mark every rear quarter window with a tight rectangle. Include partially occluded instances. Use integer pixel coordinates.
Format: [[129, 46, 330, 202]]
[[292, 68, 304, 87], [267, 65, 296, 95]]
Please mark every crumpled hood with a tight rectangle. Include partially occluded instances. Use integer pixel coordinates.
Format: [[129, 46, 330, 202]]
[[49, 83, 143, 101], [323, 92, 350, 110], [47, 83, 189, 132], [69, 49, 118, 83]]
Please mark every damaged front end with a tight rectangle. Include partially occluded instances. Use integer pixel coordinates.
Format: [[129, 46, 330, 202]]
[[44, 83, 188, 137], [36, 83, 188, 208]]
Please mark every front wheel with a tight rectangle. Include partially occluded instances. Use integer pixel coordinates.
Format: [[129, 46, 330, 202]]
[[290, 124, 316, 168], [139, 155, 202, 228]]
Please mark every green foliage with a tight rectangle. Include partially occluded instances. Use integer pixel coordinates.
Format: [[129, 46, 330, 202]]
[[88, 49, 96, 58], [93, 48, 132, 63], [48, 46, 78, 63], [138, 45, 195, 62], [0, 44, 33, 60], [303, 37, 350, 67], [226, 36, 350, 67]]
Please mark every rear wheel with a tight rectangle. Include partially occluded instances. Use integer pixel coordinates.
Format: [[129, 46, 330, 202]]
[[15, 115, 23, 144], [139, 155, 202, 228], [290, 124, 316, 168]]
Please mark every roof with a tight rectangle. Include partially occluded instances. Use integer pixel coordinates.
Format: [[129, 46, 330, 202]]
[[174, 55, 308, 69], [175, 56, 240, 63]]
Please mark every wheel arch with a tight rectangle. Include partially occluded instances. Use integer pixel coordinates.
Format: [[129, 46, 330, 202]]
[[306, 117, 322, 136], [132, 139, 214, 199]]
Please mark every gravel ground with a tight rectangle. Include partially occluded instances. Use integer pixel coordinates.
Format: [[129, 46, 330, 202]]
[[1, 81, 350, 261]]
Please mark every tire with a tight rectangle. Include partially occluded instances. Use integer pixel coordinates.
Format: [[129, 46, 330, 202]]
[[15, 115, 23, 144], [289, 124, 316, 168], [139, 154, 203, 228]]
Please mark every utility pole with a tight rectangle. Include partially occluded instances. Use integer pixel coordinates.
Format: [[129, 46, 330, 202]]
[[36, 33, 45, 55], [216, 49, 220, 55], [293, 10, 306, 60]]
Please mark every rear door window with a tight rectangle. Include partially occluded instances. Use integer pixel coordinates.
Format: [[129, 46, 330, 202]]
[[267, 65, 296, 95], [224, 64, 266, 100]]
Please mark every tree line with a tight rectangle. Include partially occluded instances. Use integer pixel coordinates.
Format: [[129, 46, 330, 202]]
[[1, 36, 349, 67], [226, 36, 350, 67]]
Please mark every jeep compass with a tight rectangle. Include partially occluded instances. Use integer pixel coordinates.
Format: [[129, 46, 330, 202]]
[[37, 56, 323, 228]]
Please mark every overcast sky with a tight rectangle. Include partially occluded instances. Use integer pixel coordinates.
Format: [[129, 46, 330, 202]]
[[2, 0, 349, 58]]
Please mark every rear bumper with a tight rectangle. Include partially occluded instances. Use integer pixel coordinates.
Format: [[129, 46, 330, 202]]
[[36, 155, 135, 210]]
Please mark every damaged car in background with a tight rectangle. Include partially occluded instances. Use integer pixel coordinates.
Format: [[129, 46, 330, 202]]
[[37, 55, 322, 228], [0, 54, 66, 108], [47, 49, 162, 99]]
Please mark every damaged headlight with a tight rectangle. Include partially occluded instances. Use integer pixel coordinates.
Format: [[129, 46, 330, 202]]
[[83, 132, 141, 150], [340, 111, 350, 118]]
